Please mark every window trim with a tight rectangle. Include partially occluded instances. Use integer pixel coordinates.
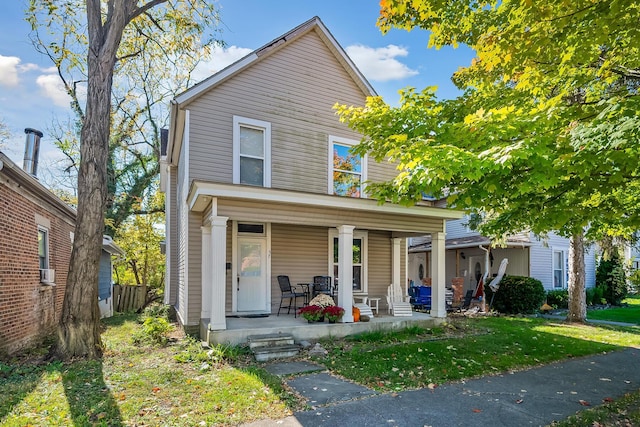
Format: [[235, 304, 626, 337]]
[[328, 135, 367, 197], [328, 229, 368, 294], [552, 249, 567, 289], [233, 116, 271, 187], [38, 226, 49, 270]]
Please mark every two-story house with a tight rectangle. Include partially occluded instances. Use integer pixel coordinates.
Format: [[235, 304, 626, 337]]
[[160, 17, 462, 342]]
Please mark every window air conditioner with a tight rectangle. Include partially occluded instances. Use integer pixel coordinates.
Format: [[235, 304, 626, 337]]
[[40, 268, 55, 284]]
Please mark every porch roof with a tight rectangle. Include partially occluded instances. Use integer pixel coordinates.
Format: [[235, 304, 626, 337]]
[[188, 181, 463, 234], [409, 234, 533, 252]]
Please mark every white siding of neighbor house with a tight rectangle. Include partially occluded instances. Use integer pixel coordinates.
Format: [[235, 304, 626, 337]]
[[185, 28, 397, 193], [529, 232, 569, 290], [585, 243, 597, 288], [176, 127, 189, 326], [445, 217, 478, 239]]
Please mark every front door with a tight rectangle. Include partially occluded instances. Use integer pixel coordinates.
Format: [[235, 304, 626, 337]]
[[469, 255, 485, 293], [237, 237, 268, 312]]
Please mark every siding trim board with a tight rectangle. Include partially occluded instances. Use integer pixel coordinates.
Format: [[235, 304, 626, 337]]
[[188, 181, 463, 226]]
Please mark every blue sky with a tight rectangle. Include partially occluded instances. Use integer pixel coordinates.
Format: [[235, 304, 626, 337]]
[[0, 0, 475, 169]]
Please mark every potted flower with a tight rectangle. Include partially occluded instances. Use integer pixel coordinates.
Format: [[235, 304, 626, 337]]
[[308, 294, 335, 309], [298, 305, 323, 323], [323, 305, 344, 323]]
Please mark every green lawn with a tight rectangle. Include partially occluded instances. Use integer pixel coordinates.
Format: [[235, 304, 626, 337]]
[[1, 313, 639, 426], [313, 317, 640, 391], [0, 314, 298, 426], [588, 295, 640, 325]]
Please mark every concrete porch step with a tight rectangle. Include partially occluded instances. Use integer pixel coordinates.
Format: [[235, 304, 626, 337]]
[[252, 344, 301, 362], [247, 333, 295, 349]]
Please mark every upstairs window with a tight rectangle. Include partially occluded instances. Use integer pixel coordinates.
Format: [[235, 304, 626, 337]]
[[38, 227, 49, 269], [233, 116, 271, 187], [329, 136, 366, 197]]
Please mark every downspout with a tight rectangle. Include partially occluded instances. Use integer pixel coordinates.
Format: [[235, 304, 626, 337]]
[[479, 245, 490, 311]]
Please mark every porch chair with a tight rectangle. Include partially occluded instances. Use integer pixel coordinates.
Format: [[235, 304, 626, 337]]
[[353, 298, 375, 319], [277, 275, 306, 317], [386, 284, 413, 317], [489, 258, 509, 309], [456, 289, 474, 312], [312, 275, 333, 299]]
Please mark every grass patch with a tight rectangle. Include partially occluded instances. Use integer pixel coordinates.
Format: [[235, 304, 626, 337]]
[[551, 389, 640, 427], [0, 312, 297, 426], [312, 317, 640, 392], [588, 295, 640, 325]]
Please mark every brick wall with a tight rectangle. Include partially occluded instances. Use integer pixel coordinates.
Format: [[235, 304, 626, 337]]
[[0, 179, 74, 355]]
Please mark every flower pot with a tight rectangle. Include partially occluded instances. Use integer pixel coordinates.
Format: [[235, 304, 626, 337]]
[[318, 315, 325, 322]]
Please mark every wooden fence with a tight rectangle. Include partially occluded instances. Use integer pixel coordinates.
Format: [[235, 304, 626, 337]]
[[113, 284, 147, 313]]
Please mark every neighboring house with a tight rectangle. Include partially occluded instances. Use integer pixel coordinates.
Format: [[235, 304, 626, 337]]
[[160, 17, 462, 339], [0, 150, 75, 355], [99, 235, 125, 318], [408, 216, 597, 295]]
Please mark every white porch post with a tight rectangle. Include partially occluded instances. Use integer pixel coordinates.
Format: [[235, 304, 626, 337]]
[[392, 237, 402, 290], [431, 231, 447, 318], [209, 216, 229, 331], [201, 225, 212, 319], [337, 225, 355, 323]]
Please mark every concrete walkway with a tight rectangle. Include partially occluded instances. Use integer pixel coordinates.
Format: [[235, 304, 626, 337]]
[[244, 348, 640, 427]]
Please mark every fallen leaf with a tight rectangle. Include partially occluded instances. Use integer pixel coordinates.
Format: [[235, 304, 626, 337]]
[[578, 400, 590, 406], [427, 383, 437, 390], [515, 399, 523, 404], [152, 387, 161, 393], [599, 378, 611, 382], [472, 408, 482, 413], [602, 397, 614, 403]]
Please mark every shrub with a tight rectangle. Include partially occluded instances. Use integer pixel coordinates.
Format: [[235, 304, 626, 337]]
[[546, 289, 569, 309], [586, 287, 596, 305], [628, 269, 640, 295], [133, 316, 173, 346], [485, 275, 545, 314], [596, 252, 628, 305]]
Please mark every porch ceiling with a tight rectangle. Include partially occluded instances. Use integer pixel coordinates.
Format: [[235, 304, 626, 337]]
[[188, 181, 463, 233]]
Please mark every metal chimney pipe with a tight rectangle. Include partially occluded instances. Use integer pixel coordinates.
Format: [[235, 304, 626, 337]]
[[23, 128, 43, 177]]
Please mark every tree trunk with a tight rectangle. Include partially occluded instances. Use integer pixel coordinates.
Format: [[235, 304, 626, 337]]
[[55, 1, 135, 359], [566, 231, 587, 323]]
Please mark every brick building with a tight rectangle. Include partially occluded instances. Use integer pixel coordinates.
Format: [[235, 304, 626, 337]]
[[0, 150, 76, 355]]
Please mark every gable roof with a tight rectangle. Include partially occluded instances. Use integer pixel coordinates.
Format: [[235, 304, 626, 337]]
[[164, 16, 376, 166], [175, 16, 376, 106], [0, 151, 76, 222]]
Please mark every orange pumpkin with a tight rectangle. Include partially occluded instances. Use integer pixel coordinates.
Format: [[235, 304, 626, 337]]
[[352, 306, 360, 322]]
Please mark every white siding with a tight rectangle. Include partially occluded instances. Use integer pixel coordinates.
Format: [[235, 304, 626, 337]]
[[445, 217, 478, 239]]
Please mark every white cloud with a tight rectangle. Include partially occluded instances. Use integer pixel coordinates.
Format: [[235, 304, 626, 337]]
[[191, 45, 254, 82], [0, 55, 21, 87], [19, 63, 40, 72], [346, 44, 419, 82], [36, 73, 71, 107]]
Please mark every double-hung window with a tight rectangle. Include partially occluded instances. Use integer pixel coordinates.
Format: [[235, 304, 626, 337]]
[[328, 136, 366, 197], [38, 227, 49, 269], [553, 250, 566, 288], [233, 116, 271, 187], [329, 230, 368, 294]]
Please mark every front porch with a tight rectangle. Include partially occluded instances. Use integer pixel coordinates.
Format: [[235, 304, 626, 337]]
[[201, 311, 446, 346]]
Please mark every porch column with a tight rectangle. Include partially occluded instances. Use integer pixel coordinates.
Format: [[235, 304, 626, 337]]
[[209, 216, 229, 331], [337, 225, 355, 323], [431, 231, 447, 318], [201, 225, 212, 319], [392, 237, 402, 290]]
